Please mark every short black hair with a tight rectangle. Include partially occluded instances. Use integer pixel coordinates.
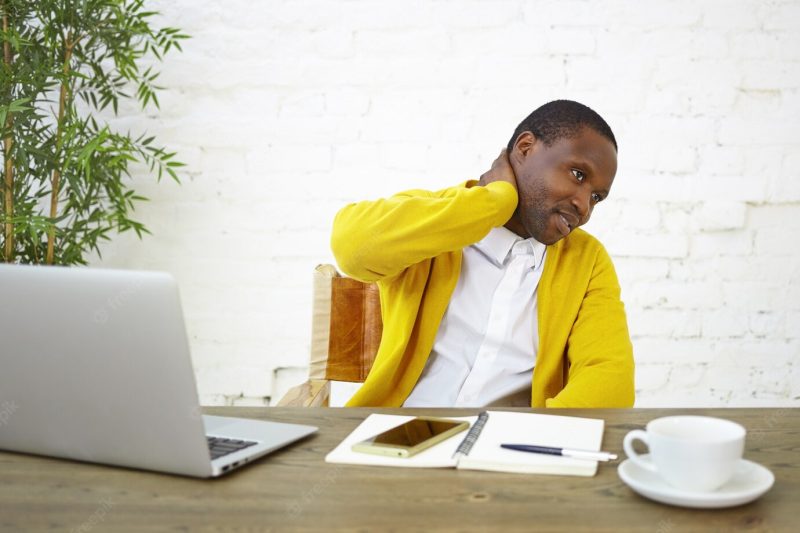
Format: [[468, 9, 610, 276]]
[[506, 100, 618, 153]]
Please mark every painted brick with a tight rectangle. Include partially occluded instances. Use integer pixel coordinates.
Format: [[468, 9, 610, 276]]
[[697, 365, 765, 403], [255, 29, 356, 60], [767, 157, 800, 202], [261, 0, 433, 31], [652, 58, 741, 105], [90, 0, 800, 408], [603, 232, 690, 259], [788, 312, 800, 339], [615, 28, 728, 61], [740, 60, 800, 91], [355, 29, 451, 56], [586, 200, 662, 236], [324, 88, 371, 116], [634, 363, 671, 393], [544, 29, 596, 56], [279, 92, 326, 117], [696, 145, 746, 177], [722, 281, 794, 313], [521, 0, 607, 27], [754, 229, 797, 256], [668, 363, 710, 389], [689, 176, 770, 203], [718, 115, 800, 147], [614, 149, 659, 178], [376, 142, 431, 171], [761, 2, 800, 31], [696, 201, 748, 231], [698, 0, 765, 30], [603, 0, 702, 29], [194, 364, 269, 398], [748, 203, 800, 230], [633, 338, 716, 365], [449, 27, 546, 58], [712, 339, 798, 367], [702, 309, 749, 339], [690, 231, 754, 258], [660, 207, 694, 235], [655, 145, 697, 175], [614, 258, 671, 283], [629, 280, 724, 310], [629, 309, 703, 338], [433, 0, 520, 28], [643, 89, 692, 117], [730, 31, 790, 61], [562, 58, 651, 112]]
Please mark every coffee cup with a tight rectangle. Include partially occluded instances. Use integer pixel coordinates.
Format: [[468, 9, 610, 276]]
[[623, 416, 745, 492]]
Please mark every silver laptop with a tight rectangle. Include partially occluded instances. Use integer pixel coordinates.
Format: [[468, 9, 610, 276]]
[[0, 264, 317, 477]]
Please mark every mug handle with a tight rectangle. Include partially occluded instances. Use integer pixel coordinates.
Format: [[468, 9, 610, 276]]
[[623, 429, 658, 473]]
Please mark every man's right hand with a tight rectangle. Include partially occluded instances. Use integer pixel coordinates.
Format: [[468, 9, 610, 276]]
[[478, 149, 518, 193]]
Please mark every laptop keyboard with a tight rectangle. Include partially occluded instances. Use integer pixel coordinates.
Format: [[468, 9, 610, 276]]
[[206, 436, 258, 460]]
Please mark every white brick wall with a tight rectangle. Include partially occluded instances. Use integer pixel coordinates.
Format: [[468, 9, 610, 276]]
[[91, 0, 800, 407]]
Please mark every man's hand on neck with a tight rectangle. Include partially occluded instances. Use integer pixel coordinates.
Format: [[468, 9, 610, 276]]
[[477, 149, 529, 239], [478, 149, 518, 191]]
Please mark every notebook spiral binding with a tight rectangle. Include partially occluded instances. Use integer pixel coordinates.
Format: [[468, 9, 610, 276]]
[[453, 411, 489, 458]]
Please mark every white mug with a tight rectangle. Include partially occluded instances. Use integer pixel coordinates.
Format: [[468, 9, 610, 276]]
[[623, 416, 746, 492]]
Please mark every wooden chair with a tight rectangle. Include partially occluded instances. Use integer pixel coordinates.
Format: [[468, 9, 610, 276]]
[[277, 264, 382, 406]]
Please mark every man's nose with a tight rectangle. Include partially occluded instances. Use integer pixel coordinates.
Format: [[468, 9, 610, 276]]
[[572, 191, 592, 223]]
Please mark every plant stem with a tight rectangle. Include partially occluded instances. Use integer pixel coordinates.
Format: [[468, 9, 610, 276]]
[[2, 6, 14, 262], [46, 33, 74, 265]]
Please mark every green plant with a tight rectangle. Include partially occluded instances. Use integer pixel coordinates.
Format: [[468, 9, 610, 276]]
[[0, 0, 187, 265]]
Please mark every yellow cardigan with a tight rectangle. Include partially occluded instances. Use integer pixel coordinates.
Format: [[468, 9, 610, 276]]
[[331, 180, 635, 408]]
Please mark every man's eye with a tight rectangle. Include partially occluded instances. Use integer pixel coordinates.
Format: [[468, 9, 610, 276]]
[[591, 193, 603, 203], [571, 169, 586, 182]]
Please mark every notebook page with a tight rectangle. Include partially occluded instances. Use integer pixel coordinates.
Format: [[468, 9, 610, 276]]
[[457, 411, 604, 476]]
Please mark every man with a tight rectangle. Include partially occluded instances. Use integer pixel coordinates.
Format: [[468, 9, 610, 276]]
[[331, 100, 634, 408]]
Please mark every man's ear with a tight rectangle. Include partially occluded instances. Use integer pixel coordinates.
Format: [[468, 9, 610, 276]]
[[510, 131, 538, 166]]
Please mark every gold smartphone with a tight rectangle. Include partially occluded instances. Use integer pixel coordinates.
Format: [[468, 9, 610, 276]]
[[351, 417, 469, 458]]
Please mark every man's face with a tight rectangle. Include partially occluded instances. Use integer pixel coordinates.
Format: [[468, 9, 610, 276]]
[[506, 127, 618, 245]]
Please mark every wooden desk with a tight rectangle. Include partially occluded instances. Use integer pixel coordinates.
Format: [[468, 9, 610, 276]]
[[1, 408, 797, 532]]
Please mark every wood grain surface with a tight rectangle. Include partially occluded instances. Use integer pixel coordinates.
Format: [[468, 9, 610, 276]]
[[1, 407, 797, 532]]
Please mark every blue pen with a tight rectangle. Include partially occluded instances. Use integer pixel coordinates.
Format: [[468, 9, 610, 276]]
[[500, 443, 617, 462]]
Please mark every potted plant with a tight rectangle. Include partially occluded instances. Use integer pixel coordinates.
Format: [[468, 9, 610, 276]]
[[1, 0, 187, 265]]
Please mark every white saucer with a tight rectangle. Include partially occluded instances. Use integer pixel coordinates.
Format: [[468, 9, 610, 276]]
[[618, 454, 775, 509]]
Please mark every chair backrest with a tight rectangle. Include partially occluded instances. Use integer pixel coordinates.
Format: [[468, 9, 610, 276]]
[[309, 264, 382, 383]]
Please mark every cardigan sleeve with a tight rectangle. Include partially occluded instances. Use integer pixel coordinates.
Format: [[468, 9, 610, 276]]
[[546, 244, 635, 408], [331, 180, 517, 282]]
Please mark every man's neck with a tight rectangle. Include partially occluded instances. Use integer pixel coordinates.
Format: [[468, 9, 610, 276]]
[[503, 212, 529, 239]]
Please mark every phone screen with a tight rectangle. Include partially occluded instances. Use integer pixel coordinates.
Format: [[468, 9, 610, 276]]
[[366, 418, 465, 447]]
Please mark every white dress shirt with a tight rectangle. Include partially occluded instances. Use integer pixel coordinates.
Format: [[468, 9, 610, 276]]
[[403, 226, 547, 407]]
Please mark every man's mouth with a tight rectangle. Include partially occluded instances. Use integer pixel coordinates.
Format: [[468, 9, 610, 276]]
[[555, 214, 571, 236], [555, 212, 579, 236]]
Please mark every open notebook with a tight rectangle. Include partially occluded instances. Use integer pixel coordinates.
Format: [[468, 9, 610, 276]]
[[325, 411, 606, 477]]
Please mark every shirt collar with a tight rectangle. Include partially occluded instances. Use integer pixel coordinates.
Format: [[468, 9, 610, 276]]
[[473, 226, 547, 269]]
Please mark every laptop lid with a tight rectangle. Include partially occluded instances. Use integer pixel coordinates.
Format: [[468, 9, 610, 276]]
[[0, 264, 217, 476]]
